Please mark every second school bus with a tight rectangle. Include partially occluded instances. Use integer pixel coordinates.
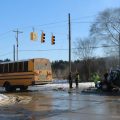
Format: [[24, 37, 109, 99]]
[[0, 58, 52, 91]]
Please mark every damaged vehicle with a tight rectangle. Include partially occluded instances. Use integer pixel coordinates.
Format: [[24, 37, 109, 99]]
[[96, 68, 120, 91]]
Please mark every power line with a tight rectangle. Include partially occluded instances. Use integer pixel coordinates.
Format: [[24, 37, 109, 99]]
[[14, 14, 99, 30], [0, 19, 119, 38], [72, 21, 120, 24], [0, 30, 12, 37], [0, 52, 13, 57], [0, 44, 118, 58], [20, 45, 118, 51], [0, 21, 67, 39], [17, 20, 68, 30], [19, 49, 68, 52], [71, 14, 97, 20]]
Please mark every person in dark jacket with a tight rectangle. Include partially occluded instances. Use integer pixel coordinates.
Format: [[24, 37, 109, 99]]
[[68, 72, 73, 88]]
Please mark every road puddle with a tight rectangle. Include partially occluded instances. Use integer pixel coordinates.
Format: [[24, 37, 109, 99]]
[[1, 86, 120, 120], [0, 91, 53, 119]]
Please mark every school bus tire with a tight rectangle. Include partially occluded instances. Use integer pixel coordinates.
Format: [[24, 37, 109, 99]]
[[11, 86, 16, 91], [20, 86, 28, 91], [4, 82, 12, 92]]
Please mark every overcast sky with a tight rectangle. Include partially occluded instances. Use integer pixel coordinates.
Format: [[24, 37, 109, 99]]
[[0, 0, 120, 61]]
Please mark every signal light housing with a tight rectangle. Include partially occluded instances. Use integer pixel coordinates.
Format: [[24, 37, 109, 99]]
[[41, 32, 45, 43], [30, 32, 38, 40], [51, 35, 55, 45]]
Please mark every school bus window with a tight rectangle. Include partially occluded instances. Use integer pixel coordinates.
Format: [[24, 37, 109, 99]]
[[17, 62, 19, 72], [9, 63, 12, 73], [45, 63, 51, 70], [4, 64, 8, 73], [18, 62, 23, 72], [3, 64, 4, 73], [3, 64, 5, 73], [23, 62, 24, 71], [0, 64, 3, 73], [8, 63, 9, 72], [24, 61, 28, 72], [14, 62, 17, 72], [12, 63, 14, 72], [9, 63, 13, 73]]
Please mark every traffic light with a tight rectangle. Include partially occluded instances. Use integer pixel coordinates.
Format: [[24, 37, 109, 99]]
[[41, 32, 45, 43], [30, 32, 38, 40], [51, 35, 55, 45]]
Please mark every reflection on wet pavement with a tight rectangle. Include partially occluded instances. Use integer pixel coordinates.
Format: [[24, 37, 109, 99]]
[[0, 87, 120, 120]]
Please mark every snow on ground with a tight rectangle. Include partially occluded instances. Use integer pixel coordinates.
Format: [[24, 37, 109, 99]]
[[45, 82, 95, 90], [0, 94, 9, 101], [30, 82, 95, 91], [0, 94, 32, 106], [0, 94, 10, 106], [0, 82, 95, 106]]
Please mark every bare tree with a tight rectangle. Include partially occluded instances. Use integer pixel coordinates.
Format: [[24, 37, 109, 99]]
[[74, 37, 96, 60], [90, 8, 120, 57], [74, 37, 96, 81]]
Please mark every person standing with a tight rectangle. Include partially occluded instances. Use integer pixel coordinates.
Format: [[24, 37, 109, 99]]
[[75, 72, 80, 88], [68, 72, 73, 88]]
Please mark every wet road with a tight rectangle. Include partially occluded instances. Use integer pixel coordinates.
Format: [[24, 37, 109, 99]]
[[0, 86, 120, 120]]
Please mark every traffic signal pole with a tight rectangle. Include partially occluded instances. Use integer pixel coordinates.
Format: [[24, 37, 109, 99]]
[[68, 13, 72, 89], [13, 45, 15, 61], [118, 33, 120, 67]]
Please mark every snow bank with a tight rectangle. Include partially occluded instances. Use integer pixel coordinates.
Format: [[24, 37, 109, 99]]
[[31, 82, 95, 91], [46, 82, 94, 88], [0, 94, 10, 106], [0, 94, 9, 101], [0, 94, 32, 106]]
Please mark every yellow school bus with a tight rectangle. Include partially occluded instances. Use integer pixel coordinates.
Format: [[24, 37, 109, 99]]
[[0, 58, 52, 91]]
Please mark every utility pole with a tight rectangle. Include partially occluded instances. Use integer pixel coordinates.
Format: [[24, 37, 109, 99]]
[[13, 45, 15, 61], [68, 13, 72, 89], [118, 33, 120, 67], [13, 29, 23, 61]]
